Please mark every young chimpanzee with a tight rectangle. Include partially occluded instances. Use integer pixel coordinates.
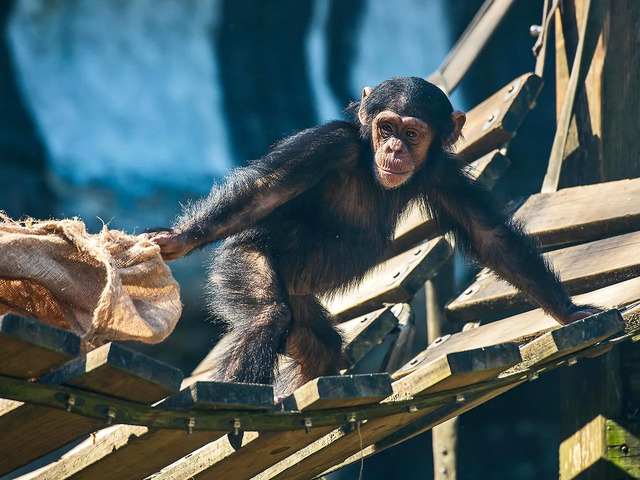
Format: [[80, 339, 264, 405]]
[[148, 77, 597, 395]]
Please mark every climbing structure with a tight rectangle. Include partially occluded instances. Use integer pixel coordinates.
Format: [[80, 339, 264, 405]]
[[1, 1, 639, 479]]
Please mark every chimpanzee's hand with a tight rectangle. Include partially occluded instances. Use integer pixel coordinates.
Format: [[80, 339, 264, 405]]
[[560, 306, 602, 325], [140, 230, 194, 262]]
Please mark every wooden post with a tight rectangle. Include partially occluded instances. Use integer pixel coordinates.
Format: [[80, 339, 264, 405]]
[[558, 1, 640, 478], [426, 258, 458, 480]]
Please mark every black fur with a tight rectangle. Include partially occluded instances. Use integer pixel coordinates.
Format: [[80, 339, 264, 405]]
[[172, 77, 580, 396]]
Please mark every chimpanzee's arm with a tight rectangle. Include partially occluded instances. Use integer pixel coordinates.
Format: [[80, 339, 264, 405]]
[[152, 121, 360, 259], [427, 153, 596, 325]]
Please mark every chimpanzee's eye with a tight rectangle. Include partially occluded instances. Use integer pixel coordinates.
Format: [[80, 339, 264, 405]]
[[379, 123, 393, 138], [406, 129, 418, 140]]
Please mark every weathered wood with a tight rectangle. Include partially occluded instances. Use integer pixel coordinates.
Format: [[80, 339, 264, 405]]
[[519, 310, 624, 368], [380, 303, 416, 374], [159, 381, 273, 411], [323, 237, 453, 322], [255, 345, 521, 480], [606, 419, 640, 477], [515, 177, 640, 248], [338, 307, 398, 367], [447, 231, 640, 321], [427, 0, 516, 94], [146, 374, 392, 480], [320, 379, 523, 477], [29, 382, 273, 480], [456, 73, 543, 161], [396, 276, 640, 380], [0, 314, 80, 379], [392, 149, 510, 255], [0, 342, 182, 475]]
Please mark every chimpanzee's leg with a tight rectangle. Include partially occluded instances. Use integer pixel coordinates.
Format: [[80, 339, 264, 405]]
[[275, 295, 345, 395], [206, 238, 292, 385]]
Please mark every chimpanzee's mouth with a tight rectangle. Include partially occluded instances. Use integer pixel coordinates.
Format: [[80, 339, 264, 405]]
[[377, 166, 412, 176]]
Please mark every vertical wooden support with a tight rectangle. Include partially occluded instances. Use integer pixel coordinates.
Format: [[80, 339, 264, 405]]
[[558, 1, 640, 478], [426, 258, 458, 480]]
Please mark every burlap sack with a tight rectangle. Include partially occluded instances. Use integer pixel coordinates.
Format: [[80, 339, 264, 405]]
[[0, 213, 181, 347]]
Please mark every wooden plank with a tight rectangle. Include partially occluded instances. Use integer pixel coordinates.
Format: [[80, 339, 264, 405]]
[[515, 177, 640, 248], [320, 379, 524, 477], [427, 0, 516, 94], [323, 237, 453, 322], [392, 149, 510, 255], [396, 276, 640, 380], [255, 345, 521, 480], [380, 303, 416, 374], [146, 374, 392, 480], [338, 307, 398, 367], [28, 382, 273, 480], [0, 342, 182, 475], [0, 314, 80, 379], [606, 419, 640, 477], [519, 310, 624, 368], [447, 231, 640, 321], [456, 73, 543, 161]]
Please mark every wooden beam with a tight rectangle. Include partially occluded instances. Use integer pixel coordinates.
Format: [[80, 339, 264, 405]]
[[0, 342, 182, 475], [427, 0, 517, 94], [515, 177, 640, 248], [146, 374, 392, 480], [447, 231, 640, 321], [456, 73, 543, 161], [323, 237, 452, 322], [319, 379, 523, 477], [392, 149, 510, 255], [28, 382, 274, 480], [254, 345, 520, 479], [519, 310, 624, 368], [338, 307, 398, 368], [0, 314, 80, 379], [395, 276, 640, 380]]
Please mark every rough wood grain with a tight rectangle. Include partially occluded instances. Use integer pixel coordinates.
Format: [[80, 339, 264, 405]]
[[395, 275, 640, 380], [145, 375, 392, 480], [391, 149, 510, 255], [447, 231, 640, 321], [515, 177, 640, 248], [323, 237, 453, 322], [519, 310, 624, 368], [457, 73, 543, 161], [0, 342, 181, 475], [0, 314, 80, 379], [338, 308, 398, 367], [28, 382, 273, 480], [320, 379, 523, 477], [255, 345, 520, 480]]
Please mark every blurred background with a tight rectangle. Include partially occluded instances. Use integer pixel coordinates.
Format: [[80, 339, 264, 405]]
[[0, 1, 561, 478]]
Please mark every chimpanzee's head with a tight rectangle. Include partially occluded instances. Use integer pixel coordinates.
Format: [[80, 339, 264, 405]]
[[355, 77, 465, 189]]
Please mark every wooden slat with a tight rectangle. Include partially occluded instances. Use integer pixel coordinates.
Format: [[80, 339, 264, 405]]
[[338, 307, 398, 367], [0, 342, 182, 475], [0, 314, 80, 379], [255, 345, 520, 480], [427, 0, 517, 94], [519, 310, 624, 368], [396, 275, 640, 380], [380, 303, 416, 373], [515, 177, 640, 248], [323, 237, 452, 322], [320, 379, 523, 476], [447, 231, 640, 321], [392, 149, 510, 255], [457, 73, 543, 160], [147, 374, 392, 480], [28, 382, 273, 480]]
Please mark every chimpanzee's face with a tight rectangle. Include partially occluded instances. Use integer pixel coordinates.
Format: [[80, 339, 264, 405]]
[[370, 110, 433, 189]]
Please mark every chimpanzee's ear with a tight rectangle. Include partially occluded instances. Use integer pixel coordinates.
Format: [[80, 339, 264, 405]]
[[358, 86, 373, 125], [449, 110, 466, 144]]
